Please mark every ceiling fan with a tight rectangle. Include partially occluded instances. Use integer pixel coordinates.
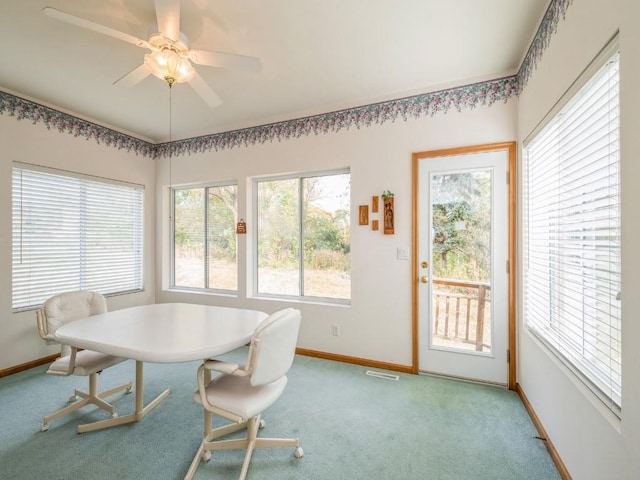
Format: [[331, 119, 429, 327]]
[[43, 0, 262, 107]]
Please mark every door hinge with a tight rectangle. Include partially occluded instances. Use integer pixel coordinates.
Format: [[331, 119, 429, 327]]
[[506, 260, 509, 273], [506, 171, 510, 184], [507, 349, 510, 363]]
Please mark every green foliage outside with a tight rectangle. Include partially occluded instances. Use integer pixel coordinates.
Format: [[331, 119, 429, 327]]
[[303, 205, 350, 270], [258, 176, 350, 272], [207, 187, 238, 262], [174, 188, 204, 254], [432, 171, 491, 282], [174, 175, 351, 283], [174, 186, 238, 262]]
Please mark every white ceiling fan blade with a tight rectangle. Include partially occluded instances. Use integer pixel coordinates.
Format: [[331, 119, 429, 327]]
[[154, 0, 181, 41], [190, 49, 262, 73], [188, 72, 222, 108], [113, 64, 151, 87], [43, 7, 149, 49]]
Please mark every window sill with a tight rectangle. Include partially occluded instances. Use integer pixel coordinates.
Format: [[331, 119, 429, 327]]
[[166, 287, 239, 298], [250, 293, 350, 308], [524, 326, 622, 431]]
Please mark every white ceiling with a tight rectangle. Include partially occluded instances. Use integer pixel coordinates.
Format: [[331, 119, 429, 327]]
[[0, 0, 549, 143]]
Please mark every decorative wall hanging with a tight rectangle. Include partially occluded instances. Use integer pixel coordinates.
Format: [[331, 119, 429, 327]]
[[236, 219, 247, 234], [359, 205, 369, 225], [382, 190, 394, 235], [372, 220, 379, 231], [372, 196, 379, 213]]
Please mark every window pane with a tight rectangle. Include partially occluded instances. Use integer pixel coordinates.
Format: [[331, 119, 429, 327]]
[[257, 179, 300, 295], [256, 171, 351, 301], [174, 188, 205, 288], [523, 47, 620, 411], [84, 180, 143, 293], [12, 165, 143, 310], [303, 173, 351, 299], [207, 185, 238, 290]]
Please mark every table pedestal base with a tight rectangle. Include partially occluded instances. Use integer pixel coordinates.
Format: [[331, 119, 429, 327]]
[[78, 361, 170, 434]]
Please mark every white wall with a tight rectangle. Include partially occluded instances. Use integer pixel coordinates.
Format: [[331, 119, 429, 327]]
[[0, 88, 516, 373], [0, 116, 156, 370], [517, 0, 640, 478], [155, 100, 517, 367], [2, 1, 638, 476]]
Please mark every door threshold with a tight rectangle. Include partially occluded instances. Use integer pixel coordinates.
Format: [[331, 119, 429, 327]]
[[418, 370, 507, 389]]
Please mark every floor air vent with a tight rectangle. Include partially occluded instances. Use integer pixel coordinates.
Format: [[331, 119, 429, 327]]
[[365, 370, 399, 381]]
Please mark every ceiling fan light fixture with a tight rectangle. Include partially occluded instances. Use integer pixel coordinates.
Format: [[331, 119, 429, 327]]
[[43, 4, 258, 106], [144, 49, 195, 86]]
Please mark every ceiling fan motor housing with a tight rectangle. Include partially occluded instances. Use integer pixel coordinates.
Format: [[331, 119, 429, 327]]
[[145, 28, 194, 85]]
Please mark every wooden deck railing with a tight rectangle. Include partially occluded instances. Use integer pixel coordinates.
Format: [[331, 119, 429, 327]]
[[432, 277, 491, 352]]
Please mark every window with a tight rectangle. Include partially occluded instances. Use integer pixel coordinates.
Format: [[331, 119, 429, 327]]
[[172, 184, 238, 291], [256, 170, 350, 301], [523, 43, 621, 412], [12, 163, 144, 310]]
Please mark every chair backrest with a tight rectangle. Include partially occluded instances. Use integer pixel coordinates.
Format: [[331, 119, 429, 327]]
[[37, 291, 107, 343], [249, 308, 301, 387]]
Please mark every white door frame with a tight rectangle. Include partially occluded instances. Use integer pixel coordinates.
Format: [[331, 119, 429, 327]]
[[411, 142, 516, 390]]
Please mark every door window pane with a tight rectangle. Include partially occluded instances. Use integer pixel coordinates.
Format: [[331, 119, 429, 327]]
[[430, 170, 492, 353]]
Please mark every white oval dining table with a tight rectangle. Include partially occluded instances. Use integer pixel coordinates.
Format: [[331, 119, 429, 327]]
[[55, 303, 267, 433]]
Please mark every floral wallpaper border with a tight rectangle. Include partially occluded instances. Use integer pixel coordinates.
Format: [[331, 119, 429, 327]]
[[156, 75, 519, 158], [0, 0, 571, 159], [0, 91, 155, 157], [517, 0, 573, 92]]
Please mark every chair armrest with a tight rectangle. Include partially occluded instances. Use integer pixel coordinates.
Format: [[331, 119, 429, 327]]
[[47, 347, 78, 376], [36, 309, 60, 345], [36, 309, 46, 338], [65, 347, 78, 375], [196, 360, 243, 412], [203, 359, 241, 375], [196, 359, 252, 410]]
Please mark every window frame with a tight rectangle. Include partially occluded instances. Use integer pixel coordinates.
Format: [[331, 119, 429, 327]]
[[252, 168, 351, 305], [170, 181, 239, 294], [522, 37, 621, 415], [12, 162, 144, 311]]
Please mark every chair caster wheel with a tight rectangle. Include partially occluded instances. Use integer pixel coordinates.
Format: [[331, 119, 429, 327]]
[[126, 384, 133, 394], [202, 451, 212, 462], [294, 447, 304, 458], [41, 422, 49, 432], [110, 412, 118, 419], [68, 394, 78, 403], [259, 419, 266, 429]]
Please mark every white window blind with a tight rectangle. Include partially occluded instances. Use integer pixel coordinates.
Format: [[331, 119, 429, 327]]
[[523, 44, 621, 412], [12, 164, 144, 310]]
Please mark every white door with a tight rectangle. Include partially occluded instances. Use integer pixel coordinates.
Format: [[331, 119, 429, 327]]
[[416, 147, 510, 385]]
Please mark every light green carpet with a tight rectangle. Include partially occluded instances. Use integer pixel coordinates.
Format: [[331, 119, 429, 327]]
[[0, 350, 560, 479]]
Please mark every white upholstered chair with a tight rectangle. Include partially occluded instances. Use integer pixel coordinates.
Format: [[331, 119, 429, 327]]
[[185, 308, 303, 480], [36, 290, 132, 432]]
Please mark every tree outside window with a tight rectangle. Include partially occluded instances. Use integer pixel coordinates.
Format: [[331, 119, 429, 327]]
[[256, 171, 350, 300], [173, 184, 238, 291]]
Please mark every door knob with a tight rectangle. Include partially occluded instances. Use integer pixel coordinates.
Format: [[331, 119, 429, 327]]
[[421, 261, 429, 268], [420, 276, 429, 284]]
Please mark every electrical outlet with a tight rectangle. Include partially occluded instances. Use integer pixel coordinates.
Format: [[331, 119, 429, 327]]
[[332, 324, 340, 336]]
